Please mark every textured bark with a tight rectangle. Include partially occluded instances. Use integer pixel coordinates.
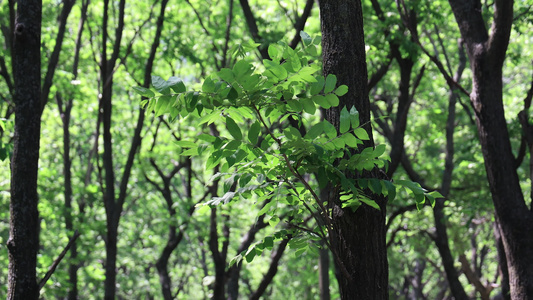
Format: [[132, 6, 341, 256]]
[[7, 0, 42, 299], [447, 1, 533, 298], [319, 1, 388, 299]]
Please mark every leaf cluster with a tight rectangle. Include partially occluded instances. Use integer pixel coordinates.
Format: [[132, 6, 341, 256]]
[[133, 35, 441, 263]]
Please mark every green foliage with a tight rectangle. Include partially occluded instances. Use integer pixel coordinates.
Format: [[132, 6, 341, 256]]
[[134, 37, 440, 264]]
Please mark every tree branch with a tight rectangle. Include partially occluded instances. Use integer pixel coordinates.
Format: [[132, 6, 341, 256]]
[[38, 230, 81, 290]]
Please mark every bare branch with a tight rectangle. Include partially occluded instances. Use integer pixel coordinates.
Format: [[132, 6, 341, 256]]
[[38, 230, 81, 290]]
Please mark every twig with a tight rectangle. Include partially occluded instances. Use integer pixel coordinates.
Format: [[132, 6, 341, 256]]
[[39, 230, 81, 290]]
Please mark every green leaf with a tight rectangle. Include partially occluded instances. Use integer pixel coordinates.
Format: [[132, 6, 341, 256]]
[[268, 216, 280, 227], [227, 87, 239, 101], [174, 140, 197, 148], [349, 106, 360, 128], [202, 77, 216, 93], [334, 85, 348, 96], [233, 60, 253, 79], [312, 95, 330, 109], [168, 77, 186, 93], [226, 117, 243, 141], [132, 86, 155, 98], [342, 133, 359, 148], [151, 76, 185, 94], [353, 128, 370, 140], [305, 122, 324, 139], [229, 254, 243, 267], [218, 68, 234, 82], [248, 121, 261, 145], [325, 94, 339, 107], [396, 180, 425, 194], [245, 247, 256, 263], [359, 197, 381, 210], [428, 190, 444, 199], [324, 74, 337, 93], [268, 44, 283, 61], [323, 121, 337, 139], [264, 236, 274, 250], [415, 193, 425, 210], [151, 75, 168, 93], [198, 134, 217, 143], [154, 96, 172, 117], [310, 76, 325, 95], [339, 107, 351, 134], [300, 31, 312, 46], [301, 98, 316, 114], [374, 144, 386, 157], [287, 100, 303, 112], [181, 147, 199, 156], [384, 181, 397, 201], [239, 173, 253, 187]]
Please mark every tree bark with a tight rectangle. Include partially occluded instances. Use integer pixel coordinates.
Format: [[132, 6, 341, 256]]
[[319, 1, 388, 299], [7, 0, 42, 299], [447, 1, 533, 298]]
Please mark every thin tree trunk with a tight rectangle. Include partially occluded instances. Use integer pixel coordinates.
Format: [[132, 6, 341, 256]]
[[7, 1, 42, 298], [318, 244, 331, 300], [432, 39, 469, 300], [57, 2, 89, 298]]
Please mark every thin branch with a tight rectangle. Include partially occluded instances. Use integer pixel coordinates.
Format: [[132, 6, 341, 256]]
[[368, 54, 392, 91], [288, 0, 315, 50], [386, 204, 417, 231], [38, 230, 81, 290], [222, 0, 235, 68], [41, 0, 76, 112], [515, 72, 533, 167]]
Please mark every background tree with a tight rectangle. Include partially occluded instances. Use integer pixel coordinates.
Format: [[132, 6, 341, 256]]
[[446, 1, 533, 298]]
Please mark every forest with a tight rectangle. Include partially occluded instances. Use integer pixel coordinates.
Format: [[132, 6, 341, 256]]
[[1, 0, 533, 299]]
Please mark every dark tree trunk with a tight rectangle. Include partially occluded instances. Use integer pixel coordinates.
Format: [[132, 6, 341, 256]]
[[319, 1, 388, 299], [432, 40, 469, 300], [209, 207, 230, 300], [447, 1, 533, 298], [58, 2, 89, 298], [318, 245, 331, 300], [7, 0, 42, 299]]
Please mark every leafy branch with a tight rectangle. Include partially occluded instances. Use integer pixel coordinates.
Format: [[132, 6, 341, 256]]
[[133, 34, 441, 265]]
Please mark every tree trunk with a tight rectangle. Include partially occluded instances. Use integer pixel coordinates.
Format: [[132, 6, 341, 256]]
[[318, 245, 331, 300], [447, 1, 533, 298], [432, 39, 469, 300], [7, 0, 42, 299], [319, 1, 388, 299]]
